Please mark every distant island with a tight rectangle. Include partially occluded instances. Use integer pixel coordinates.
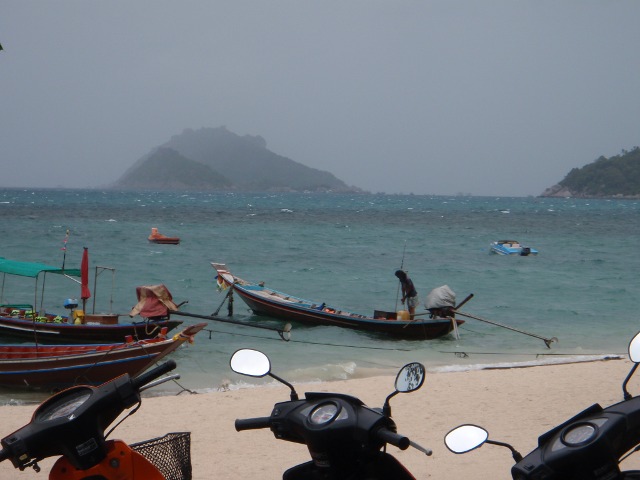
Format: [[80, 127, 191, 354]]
[[541, 147, 640, 199], [114, 127, 362, 193]]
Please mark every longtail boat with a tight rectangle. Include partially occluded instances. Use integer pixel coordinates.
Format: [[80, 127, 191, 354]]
[[0, 256, 182, 343], [148, 227, 180, 245], [211, 262, 463, 340], [0, 322, 206, 389]]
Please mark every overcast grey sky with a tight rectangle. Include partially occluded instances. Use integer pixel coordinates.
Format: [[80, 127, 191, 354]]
[[1, 1, 638, 196]]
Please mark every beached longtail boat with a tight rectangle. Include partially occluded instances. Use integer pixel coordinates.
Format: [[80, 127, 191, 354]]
[[0, 322, 206, 389], [211, 262, 463, 340]]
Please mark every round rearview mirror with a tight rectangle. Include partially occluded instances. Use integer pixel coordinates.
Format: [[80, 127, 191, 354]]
[[230, 349, 271, 377], [629, 333, 640, 363], [395, 362, 425, 393], [444, 425, 489, 454]]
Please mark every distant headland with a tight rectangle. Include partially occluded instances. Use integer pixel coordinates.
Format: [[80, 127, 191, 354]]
[[113, 127, 363, 193], [541, 147, 640, 199]]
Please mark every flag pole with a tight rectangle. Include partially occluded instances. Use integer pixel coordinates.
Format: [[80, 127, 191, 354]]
[[61, 229, 70, 271]]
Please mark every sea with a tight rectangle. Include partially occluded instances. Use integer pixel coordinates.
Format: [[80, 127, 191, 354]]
[[0, 188, 639, 405]]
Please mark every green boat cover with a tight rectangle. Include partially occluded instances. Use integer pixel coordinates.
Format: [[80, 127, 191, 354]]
[[0, 257, 81, 278]]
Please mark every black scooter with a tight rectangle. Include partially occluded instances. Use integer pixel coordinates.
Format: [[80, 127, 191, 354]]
[[230, 348, 432, 480], [444, 331, 640, 480]]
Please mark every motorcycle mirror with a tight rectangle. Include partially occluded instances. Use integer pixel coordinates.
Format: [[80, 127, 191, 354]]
[[622, 332, 640, 400], [230, 349, 271, 378], [383, 362, 426, 417], [395, 362, 426, 393], [444, 425, 488, 454], [629, 332, 640, 363]]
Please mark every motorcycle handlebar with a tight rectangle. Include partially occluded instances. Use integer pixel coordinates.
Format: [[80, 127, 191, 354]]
[[235, 417, 272, 432], [375, 427, 411, 450], [132, 360, 177, 391]]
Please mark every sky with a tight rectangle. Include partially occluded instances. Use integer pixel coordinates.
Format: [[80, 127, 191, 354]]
[[1, 1, 639, 197]]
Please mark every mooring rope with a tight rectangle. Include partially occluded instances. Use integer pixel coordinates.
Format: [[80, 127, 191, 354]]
[[200, 327, 413, 351]]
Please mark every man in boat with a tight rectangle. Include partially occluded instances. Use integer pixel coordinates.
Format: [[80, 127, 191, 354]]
[[395, 270, 419, 317]]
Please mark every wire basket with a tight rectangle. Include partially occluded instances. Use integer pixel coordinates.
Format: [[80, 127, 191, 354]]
[[131, 432, 192, 480]]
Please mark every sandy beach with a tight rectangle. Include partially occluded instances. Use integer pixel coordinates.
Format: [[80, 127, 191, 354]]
[[0, 358, 638, 479]]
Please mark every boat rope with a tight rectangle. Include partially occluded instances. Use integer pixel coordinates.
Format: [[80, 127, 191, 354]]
[[454, 310, 558, 349], [212, 289, 233, 316], [147, 362, 196, 396], [200, 327, 413, 351], [172, 378, 198, 395], [439, 350, 626, 359], [172, 310, 291, 340], [144, 319, 160, 336]]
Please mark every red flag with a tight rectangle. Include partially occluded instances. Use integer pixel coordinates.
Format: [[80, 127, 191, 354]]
[[81, 247, 91, 300]]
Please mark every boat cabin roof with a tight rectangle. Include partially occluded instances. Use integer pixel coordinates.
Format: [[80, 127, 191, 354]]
[[0, 257, 81, 278]]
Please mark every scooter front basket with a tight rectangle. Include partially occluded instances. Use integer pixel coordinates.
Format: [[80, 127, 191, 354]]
[[131, 431, 192, 480]]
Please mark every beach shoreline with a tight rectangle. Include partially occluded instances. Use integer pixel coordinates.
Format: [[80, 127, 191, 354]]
[[0, 358, 638, 479]]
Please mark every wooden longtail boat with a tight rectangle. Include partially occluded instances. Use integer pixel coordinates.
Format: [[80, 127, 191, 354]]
[[211, 263, 463, 340], [0, 310, 182, 344], [0, 322, 206, 389], [0, 257, 182, 343]]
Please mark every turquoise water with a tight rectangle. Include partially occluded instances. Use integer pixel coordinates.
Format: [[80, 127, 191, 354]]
[[1, 189, 639, 403]]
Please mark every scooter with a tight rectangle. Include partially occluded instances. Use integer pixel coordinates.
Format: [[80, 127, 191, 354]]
[[230, 348, 432, 480], [0, 360, 191, 480], [444, 331, 640, 480]]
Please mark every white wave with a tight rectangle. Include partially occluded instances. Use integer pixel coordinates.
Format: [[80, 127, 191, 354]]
[[430, 354, 624, 373]]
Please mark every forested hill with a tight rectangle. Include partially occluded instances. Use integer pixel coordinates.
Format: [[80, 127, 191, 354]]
[[114, 127, 361, 193], [541, 147, 640, 198]]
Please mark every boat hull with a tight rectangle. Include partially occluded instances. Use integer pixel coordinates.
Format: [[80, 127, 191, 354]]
[[490, 240, 538, 256], [213, 263, 462, 340], [148, 237, 180, 245], [0, 323, 206, 389], [148, 228, 180, 244], [0, 314, 183, 343]]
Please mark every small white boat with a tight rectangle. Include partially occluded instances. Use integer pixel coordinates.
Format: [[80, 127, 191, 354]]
[[490, 240, 538, 256]]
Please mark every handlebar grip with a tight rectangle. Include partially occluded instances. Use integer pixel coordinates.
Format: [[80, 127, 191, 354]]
[[235, 417, 271, 432], [132, 359, 177, 390], [375, 427, 410, 450], [0, 448, 9, 462]]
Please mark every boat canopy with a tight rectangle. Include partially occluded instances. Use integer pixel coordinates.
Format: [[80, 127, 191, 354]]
[[0, 257, 81, 278], [129, 284, 179, 318]]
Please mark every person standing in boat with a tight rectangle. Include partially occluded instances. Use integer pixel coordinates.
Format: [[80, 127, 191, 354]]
[[395, 270, 419, 317]]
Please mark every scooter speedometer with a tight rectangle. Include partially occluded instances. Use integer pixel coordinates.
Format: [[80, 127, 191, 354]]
[[309, 402, 340, 425], [562, 423, 597, 447], [35, 387, 93, 422]]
